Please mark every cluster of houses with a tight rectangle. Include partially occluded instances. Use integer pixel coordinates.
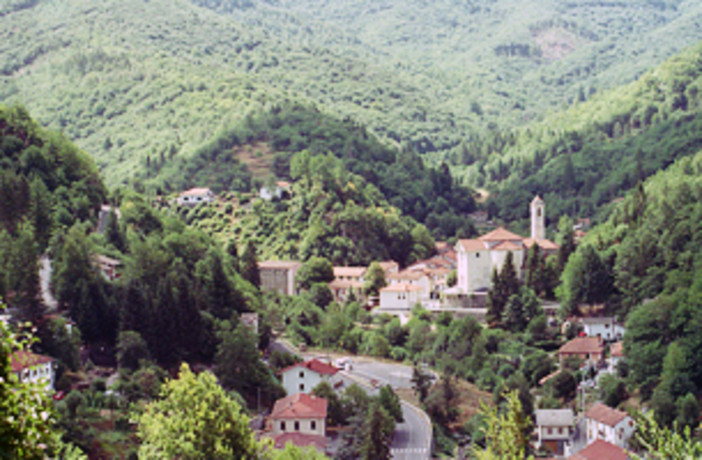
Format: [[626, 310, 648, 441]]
[[534, 312, 631, 459]]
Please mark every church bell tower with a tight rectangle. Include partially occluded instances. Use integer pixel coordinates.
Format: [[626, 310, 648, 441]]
[[531, 195, 545, 240]]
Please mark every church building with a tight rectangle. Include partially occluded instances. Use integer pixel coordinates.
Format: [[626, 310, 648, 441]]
[[455, 196, 558, 294]]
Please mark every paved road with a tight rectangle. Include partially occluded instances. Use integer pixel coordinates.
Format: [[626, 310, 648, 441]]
[[39, 255, 58, 310], [273, 340, 433, 459]]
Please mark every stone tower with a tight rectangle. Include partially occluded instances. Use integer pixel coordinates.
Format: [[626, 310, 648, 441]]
[[531, 195, 545, 240]]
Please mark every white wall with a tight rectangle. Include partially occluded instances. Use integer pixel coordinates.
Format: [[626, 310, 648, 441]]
[[281, 368, 327, 395], [379, 289, 420, 311], [587, 416, 635, 448], [273, 417, 325, 436]]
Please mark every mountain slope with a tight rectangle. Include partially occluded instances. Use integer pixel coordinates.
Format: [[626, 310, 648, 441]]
[[1, 0, 701, 188], [484, 41, 702, 225]]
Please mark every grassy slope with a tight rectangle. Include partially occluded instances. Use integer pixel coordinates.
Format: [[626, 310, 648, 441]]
[[1, 0, 700, 189]]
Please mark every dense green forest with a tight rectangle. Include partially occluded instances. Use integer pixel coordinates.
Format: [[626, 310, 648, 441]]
[[0, 104, 106, 318], [1, 0, 700, 192], [483, 41, 702, 226], [558, 149, 702, 430]]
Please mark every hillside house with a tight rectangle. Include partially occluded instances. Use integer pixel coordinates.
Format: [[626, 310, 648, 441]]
[[259, 260, 301, 296], [280, 359, 340, 396], [269, 393, 327, 452], [378, 283, 423, 313], [260, 181, 292, 201], [328, 279, 364, 304], [585, 403, 635, 448], [377, 260, 399, 275], [609, 341, 624, 372], [534, 409, 575, 455], [558, 337, 604, 367], [568, 439, 629, 460], [580, 317, 625, 342], [11, 351, 55, 391], [386, 270, 431, 300], [94, 254, 122, 281], [177, 187, 214, 206], [455, 196, 558, 294]]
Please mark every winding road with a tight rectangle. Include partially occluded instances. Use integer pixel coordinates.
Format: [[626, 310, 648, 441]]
[[272, 340, 433, 459]]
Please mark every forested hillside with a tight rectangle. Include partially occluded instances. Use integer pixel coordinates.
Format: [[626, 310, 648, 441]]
[[0, 104, 106, 319], [483, 41, 702, 225], [1, 0, 700, 191], [558, 150, 702, 428]]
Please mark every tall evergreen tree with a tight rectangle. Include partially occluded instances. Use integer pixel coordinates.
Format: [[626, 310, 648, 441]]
[[241, 240, 260, 288], [486, 251, 520, 328]]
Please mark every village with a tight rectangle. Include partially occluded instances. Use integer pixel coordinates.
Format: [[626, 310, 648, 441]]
[[6, 185, 637, 460]]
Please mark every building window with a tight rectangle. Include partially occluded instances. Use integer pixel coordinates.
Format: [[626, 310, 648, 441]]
[[547, 428, 552, 434], [299, 383, 304, 391], [311, 420, 316, 430], [299, 371, 304, 378], [281, 421, 286, 431], [476, 253, 480, 258], [558, 427, 562, 434], [294, 421, 300, 431]]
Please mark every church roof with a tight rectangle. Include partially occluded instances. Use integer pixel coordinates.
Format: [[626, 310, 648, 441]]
[[478, 227, 524, 242], [523, 238, 559, 250], [457, 239, 486, 252], [492, 241, 523, 251], [531, 195, 544, 204]]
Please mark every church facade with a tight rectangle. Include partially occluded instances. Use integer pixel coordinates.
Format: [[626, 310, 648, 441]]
[[455, 196, 558, 294]]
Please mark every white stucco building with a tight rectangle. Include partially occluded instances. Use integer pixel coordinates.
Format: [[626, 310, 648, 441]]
[[269, 393, 328, 452], [11, 351, 55, 391], [534, 409, 575, 455], [585, 403, 635, 448], [581, 317, 625, 342], [177, 187, 214, 206], [280, 359, 340, 396], [378, 283, 423, 311], [455, 196, 558, 294]]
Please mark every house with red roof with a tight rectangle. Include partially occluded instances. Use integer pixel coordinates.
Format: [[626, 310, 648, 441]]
[[454, 196, 558, 294], [280, 359, 340, 396], [568, 439, 629, 460], [558, 337, 605, 367], [269, 393, 328, 452], [585, 403, 635, 448], [11, 350, 55, 391]]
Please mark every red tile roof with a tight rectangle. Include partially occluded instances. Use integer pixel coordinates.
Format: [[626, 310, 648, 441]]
[[387, 270, 425, 281], [179, 187, 212, 197], [10, 351, 54, 373], [559, 337, 603, 355], [457, 239, 486, 252], [478, 226, 524, 241], [333, 267, 367, 278], [585, 403, 629, 427], [492, 241, 523, 251], [270, 393, 328, 419], [610, 341, 624, 357], [568, 439, 628, 460], [280, 359, 339, 377], [272, 432, 327, 450], [523, 238, 560, 250], [258, 260, 301, 269], [380, 283, 423, 293]]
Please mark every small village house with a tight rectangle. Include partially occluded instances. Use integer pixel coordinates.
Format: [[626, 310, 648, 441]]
[[177, 187, 214, 206], [280, 359, 340, 396], [11, 350, 55, 391], [386, 270, 431, 300], [259, 260, 301, 296], [558, 337, 605, 367], [580, 317, 625, 342], [260, 181, 292, 201], [269, 393, 328, 452], [94, 254, 122, 281], [608, 341, 624, 372], [534, 409, 574, 455], [585, 403, 635, 448], [378, 283, 423, 312]]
